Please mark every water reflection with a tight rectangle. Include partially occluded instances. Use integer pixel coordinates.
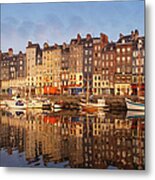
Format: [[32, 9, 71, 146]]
[[0, 109, 145, 169]]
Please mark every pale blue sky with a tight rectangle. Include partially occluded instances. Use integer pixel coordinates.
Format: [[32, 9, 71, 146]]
[[0, 0, 145, 53]]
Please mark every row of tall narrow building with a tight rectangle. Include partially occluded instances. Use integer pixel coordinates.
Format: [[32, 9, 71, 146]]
[[0, 29, 145, 96]]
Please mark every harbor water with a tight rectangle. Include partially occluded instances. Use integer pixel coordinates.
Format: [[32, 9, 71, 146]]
[[0, 109, 145, 169]]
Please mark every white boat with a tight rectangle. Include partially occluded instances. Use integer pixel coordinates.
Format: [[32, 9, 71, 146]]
[[6, 99, 27, 109], [125, 98, 145, 111], [52, 103, 63, 109], [80, 99, 109, 112]]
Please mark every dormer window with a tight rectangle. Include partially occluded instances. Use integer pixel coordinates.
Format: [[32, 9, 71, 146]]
[[122, 39, 125, 44]]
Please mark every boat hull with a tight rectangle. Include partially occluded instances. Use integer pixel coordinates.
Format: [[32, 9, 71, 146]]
[[125, 98, 145, 111]]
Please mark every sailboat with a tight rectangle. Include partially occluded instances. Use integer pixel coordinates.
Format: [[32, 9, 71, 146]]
[[80, 76, 109, 112]]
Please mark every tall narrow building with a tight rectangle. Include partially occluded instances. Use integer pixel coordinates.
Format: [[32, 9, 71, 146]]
[[26, 41, 42, 96]]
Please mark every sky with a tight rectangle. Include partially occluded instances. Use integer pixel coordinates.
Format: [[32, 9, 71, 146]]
[[0, 0, 145, 53]]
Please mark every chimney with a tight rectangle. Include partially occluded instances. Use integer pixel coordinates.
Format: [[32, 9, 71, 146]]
[[43, 42, 49, 49], [131, 30, 135, 40], [100, 33, 108, 44], [63, 42, 67, 49], [135, 29, 139, 40], [77, 33, 81, 43], [86, 33, 92, 41], [8, 48, 13, 57], [54, 43, 58, 48], [28, 41, 32, 47], [119, 33, 124, 39]]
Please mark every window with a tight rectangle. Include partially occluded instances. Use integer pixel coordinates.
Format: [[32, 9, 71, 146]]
[[122, 65, 125, 73], [116, 48, 120, 53], [88, 66, 91, 72], [127, 47, 131, 52], [102, 54, 105, 60], [89, 57, 92, 63], [89, 50, 92, 55], [110, 54, 113, 60], [85, 50, 88, 55], [110, 76, 113, 81], [141, 58, 144, 65], [94, 60, 97, 66], [62, 74, 65, 80], [127, 57, 130, 63], [122, 39, 125, 44], [84, 67, 87, 72], [122, 48, 125, 53], [85, 58, 87, 64], [106, 54, 109, 60], [122, 57, 125, 62], [133, 51, 137, 57], [136, 59, 139, 65], [127, 67, 131, 73], [98, 53, 101, 58], [117, 67, 121, 73], [117, 57, 120, 63]]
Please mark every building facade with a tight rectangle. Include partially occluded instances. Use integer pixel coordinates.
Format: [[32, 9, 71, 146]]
[[26, 41, 42, 96], [114, 32, 135, 95], [61, 43, 70, 94], [132, 36, 145, 96], [69, 34, 84, 95], [0, 49, 26, 94]]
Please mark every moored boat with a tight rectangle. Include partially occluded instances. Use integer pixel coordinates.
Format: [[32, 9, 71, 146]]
[[80, 99, 109, 112], [125, 98, 145, 111], [6, 99, 27, 109]]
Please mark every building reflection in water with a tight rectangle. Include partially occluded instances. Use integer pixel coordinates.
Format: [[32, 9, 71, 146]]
[[0, 109, 145, 169]]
